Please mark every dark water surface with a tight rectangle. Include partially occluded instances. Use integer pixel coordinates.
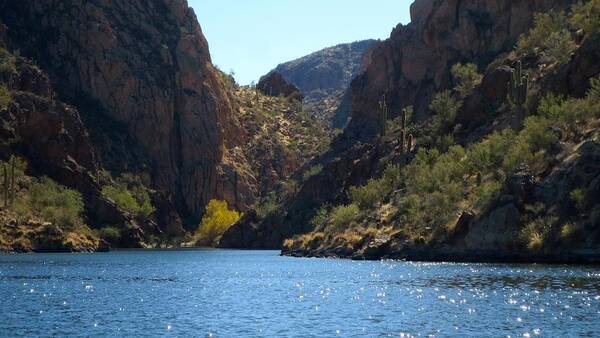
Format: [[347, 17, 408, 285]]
[[1, 250, 599, 337]]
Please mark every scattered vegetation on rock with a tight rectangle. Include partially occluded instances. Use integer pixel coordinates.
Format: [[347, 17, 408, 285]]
[[101, 173, 155, 221], [0, 157, 101, 252], [282, 1, 600, 261]]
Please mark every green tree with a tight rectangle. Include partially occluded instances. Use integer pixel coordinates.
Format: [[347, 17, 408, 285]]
[[196, 199, 241, 247], [451, 63, 483, 98], [29, 177, 85, 229]]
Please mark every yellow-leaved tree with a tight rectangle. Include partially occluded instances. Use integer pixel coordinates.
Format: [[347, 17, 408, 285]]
[[195, 199, 241, 247]]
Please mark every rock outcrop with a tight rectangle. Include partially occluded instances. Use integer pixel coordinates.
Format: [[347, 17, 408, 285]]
[[343, 0, 575, 143], [0, 0, 239, 223], [257, 71, 304, 101], [0, 37, 148, 248], [273, 40, 378, 128]]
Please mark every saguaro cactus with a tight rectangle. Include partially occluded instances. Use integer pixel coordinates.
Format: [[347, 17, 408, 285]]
[[379, 94, 388, 136], [10, 156, 15, 207], [2, 163, 7, 208], [507, 60, 529, 130], [398, 108, 414, 155], [2, 156, 18, 208]]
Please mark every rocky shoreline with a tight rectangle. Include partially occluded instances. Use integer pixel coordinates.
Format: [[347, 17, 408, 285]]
[[281, 247, 600, 264]]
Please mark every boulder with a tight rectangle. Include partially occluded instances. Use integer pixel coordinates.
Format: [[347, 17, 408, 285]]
[[257, 71, 304, 101]]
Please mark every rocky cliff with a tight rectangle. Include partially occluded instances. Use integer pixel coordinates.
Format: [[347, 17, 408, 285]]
[[0, 0, 240, 225], [0, 34, 145, 251], [273, 40, 378, 128], [221, 0, 600, 261], [343, 0, 575, 143]]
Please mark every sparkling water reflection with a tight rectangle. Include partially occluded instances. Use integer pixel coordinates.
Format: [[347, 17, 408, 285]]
[[0, 250, 599, 337]]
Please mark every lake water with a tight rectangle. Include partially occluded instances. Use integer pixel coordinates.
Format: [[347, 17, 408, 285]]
[[0, 250, 599, 337]]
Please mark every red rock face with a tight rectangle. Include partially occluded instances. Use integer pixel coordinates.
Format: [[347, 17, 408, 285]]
[[0, 0, 240, 222], [343, 0, 575, 143]]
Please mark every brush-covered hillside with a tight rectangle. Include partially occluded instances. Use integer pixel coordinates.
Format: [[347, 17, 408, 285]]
[[223, 0, 600, 263]]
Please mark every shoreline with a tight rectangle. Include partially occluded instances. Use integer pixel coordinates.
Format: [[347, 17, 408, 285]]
[[281, 247, 600, 265], [4, 246, 600, 266]]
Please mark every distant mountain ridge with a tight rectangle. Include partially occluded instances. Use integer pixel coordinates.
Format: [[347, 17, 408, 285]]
[[273, 39, 378, 128]]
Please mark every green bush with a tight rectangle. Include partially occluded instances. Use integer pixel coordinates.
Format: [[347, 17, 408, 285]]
[[350, 179, 386, 210], [303, 165, 323, 181], [520, 215, 557, 250], [587, 77, 600, 102], [254, 192, 279, 218], [0, 47, 17, 74], [98, 227, 121, 243], [544, 30, 577, 65], [382, 164, 402, 190], [0, 85, 10, 108], [466, 129, 515, 174], [101, 173, 155, 219], [102, 186, 139, 214], [311, 205, 330, 230], [328, 204, 359, 231], [451, 63, 483, 98], [570, 188, 588, 211], [429, 91, 460, 132], [570, 0, 600, 35], [516, 11, 573, 61], [537, 77, 600, 135], [196, 199, 241, 247], [29, 177, 85, 229]]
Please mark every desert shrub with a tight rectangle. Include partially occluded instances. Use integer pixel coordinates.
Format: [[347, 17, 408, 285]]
[[382, 164, 403, 190], [281, 179, 299, 197], [544, 30, 577, 65], [516, 11, 569, 55], [467, 130, 515, 174], [536, 78, 600, 135], [570, 0, 600, 35], [303, 165, 323, 181], [469, 180, 503, 212], [0, 84, 11, 108], [451, 63, 483, 98], [429, 91, 461, 132], [98, 227, 121, 243], [350, 179, 386, 210], [102, 186, 140, 214], [588, 77, 600, 101], [570, 188, 588, 211], [311, 205, 330, 230], [520, 215, 557, 250], [560, 223, 580, 238], [501, 115, 560, 172], [254, 192, 279, 218], [328, 204, 359, 232], [521, 116, 559, 152], [196, 199, 241, 247], [102, 174, 155, 219], [0, 47, 17, 74], [29, 177, 85, 229]]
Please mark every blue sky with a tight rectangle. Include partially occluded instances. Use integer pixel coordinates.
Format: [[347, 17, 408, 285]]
[[190, 0, 412, 85]]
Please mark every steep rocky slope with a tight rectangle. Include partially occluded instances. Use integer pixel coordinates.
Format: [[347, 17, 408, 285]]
[[232, 84, 331, 202], [221, 0, 600, 264], [0, 0, 240, 225], [0, 36, 144, 251], [278, 0, 600, 262], [343, 0, 575, 143], [273, 40, 378, 128]]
